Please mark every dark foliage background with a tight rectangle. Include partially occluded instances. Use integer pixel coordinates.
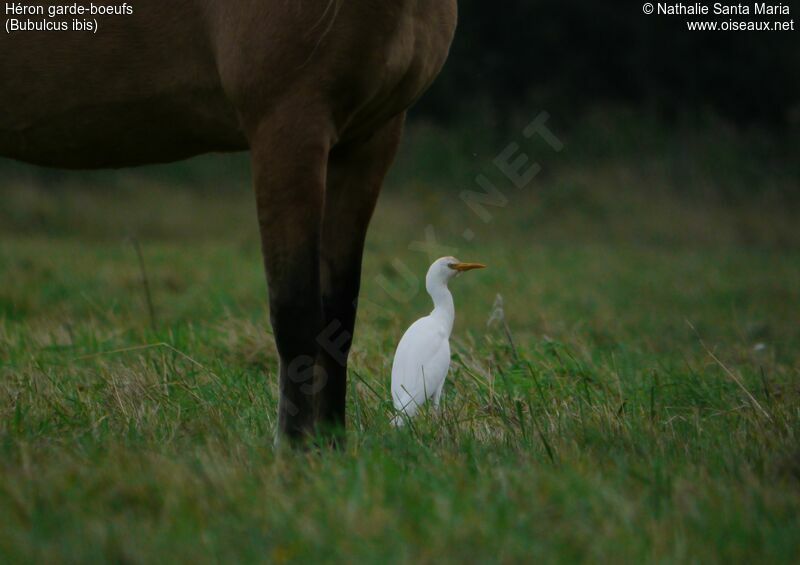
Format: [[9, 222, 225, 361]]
[[417, 0, 800, 126]]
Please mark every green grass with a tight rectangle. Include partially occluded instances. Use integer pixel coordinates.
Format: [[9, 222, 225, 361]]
[[1, 117, 799, 563]]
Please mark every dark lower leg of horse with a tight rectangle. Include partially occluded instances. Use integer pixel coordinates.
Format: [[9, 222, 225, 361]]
[[248, 113, 330, 446], [315, 263, 362, 444], [270, 265, 324, 443], [314, 114, 408, 445]]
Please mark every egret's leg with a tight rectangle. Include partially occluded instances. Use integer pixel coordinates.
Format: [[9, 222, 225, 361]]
[[432, 381, 445, 409], [249, 107, 333, 445], [316, 114, 406, 440]]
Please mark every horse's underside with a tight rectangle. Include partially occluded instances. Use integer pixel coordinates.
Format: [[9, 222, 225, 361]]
[[0, 0, 458, 443]]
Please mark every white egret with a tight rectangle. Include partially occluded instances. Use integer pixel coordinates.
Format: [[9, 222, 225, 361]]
[[391, 257, 486, 424]]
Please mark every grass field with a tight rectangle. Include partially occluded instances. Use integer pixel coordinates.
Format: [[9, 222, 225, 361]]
[[1, 116, 799, 562]]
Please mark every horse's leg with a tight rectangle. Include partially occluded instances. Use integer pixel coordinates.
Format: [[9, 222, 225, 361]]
[[316, 114, 406, 440], [249, 110, 333, 444]]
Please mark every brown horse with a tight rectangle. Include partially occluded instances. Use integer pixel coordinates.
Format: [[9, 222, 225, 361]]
[[0, 1, 458, 443]]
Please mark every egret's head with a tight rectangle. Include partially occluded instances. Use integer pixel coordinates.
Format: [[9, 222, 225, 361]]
[[426, 256, 486, 289]]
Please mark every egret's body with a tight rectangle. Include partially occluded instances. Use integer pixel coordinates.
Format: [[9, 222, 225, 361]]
[[391, 257, 485, 422]]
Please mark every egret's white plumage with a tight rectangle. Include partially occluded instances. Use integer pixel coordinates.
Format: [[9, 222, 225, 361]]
[[391, 257, 485, 423]]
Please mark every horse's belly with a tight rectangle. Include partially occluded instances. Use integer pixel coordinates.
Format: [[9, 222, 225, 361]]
[[0, 91, 247, 169]]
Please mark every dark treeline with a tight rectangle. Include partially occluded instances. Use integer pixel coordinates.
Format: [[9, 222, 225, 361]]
[[416, 1, 800, 126]]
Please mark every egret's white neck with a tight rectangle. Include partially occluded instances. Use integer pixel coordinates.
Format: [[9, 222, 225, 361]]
[[426, 277, 455, 336]]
